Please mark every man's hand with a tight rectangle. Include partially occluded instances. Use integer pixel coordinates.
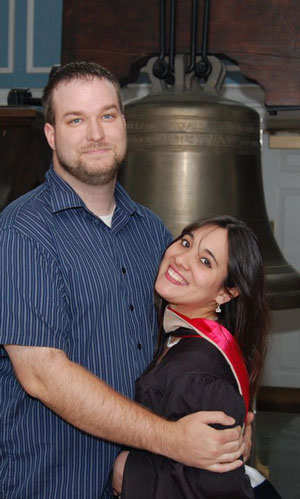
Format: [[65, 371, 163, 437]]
[[166, 411, 245, 472], [243, 411, 254, 462]]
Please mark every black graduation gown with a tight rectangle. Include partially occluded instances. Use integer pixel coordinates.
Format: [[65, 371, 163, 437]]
[[121, 327, 254, 499]]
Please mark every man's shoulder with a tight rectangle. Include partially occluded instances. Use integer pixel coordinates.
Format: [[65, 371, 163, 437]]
[[116, 182, 170, 231], [0, 182, 51, 237], [136, 201, 164, 223], [133, 202, 173, 245]]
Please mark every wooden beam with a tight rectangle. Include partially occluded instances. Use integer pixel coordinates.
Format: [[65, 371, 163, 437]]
[[61, 0, 300, 106]]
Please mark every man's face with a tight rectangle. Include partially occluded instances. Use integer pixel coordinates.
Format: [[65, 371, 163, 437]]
[[44, 77, 127, 186]]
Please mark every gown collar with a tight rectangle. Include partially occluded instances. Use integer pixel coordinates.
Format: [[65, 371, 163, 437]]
[[163, 306, 250, 415]]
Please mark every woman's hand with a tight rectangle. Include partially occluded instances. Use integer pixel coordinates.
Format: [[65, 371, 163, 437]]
[[112, 450, 129, 496], [243, 411, 254, 462]]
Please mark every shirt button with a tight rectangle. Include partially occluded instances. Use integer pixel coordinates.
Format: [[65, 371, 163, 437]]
[[137, 343, 142, 350], [129, 304, 134, 311], [121, 267, 126, 274]]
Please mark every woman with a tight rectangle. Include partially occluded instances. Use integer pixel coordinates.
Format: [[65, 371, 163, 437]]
[[112, 215, 280, 498]]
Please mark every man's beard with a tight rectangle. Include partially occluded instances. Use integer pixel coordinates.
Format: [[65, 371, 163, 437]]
[[56, 146, 125, 186]]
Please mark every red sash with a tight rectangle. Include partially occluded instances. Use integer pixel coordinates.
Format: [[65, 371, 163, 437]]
[[166, 307, 250, 416]]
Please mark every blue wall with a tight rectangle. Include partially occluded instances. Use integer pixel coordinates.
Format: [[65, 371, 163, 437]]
[[0, 0, 62, 89]]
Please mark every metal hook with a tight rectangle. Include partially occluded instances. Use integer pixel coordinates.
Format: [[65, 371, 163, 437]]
[[186, 0, 198, 73], [194, 0, 212, 79], [153, 0, 169, 79]]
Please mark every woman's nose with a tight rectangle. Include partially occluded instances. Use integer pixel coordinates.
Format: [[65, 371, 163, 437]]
[[174, 251, 190, 270]]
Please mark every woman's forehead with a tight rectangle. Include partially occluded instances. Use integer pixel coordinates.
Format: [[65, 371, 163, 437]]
[[191, 225, 228, 240]]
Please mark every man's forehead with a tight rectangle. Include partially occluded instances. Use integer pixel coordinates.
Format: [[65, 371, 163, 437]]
[[51, 77, 120, 115], [52, 77, 115, 96]]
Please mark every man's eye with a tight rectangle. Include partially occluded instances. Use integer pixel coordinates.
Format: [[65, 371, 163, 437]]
[[71, 118, 81, 124], [103, 114, 113, 120]]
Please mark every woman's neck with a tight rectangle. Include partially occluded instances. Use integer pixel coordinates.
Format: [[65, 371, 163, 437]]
[[168, 304, 218, 321]]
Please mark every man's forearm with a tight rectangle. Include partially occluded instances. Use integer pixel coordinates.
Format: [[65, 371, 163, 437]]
[[6, 345, 169, 451], [39, 353, 170, 451], [6, 344, 245, 471]]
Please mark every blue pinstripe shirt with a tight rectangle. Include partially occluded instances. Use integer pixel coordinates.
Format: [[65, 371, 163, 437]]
[[0, 166, 172, 499]]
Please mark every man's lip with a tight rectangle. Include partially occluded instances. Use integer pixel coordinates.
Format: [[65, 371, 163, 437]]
[[82, 147, 111, 154], [165, 265, 187, 285]]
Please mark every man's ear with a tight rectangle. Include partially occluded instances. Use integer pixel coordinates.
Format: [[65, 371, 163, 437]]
[[44, 123, 55, 151], [217, 286, 239, 305]]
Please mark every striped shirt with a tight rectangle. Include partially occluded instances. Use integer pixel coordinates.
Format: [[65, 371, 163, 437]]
[[0, 166, 172, 499]]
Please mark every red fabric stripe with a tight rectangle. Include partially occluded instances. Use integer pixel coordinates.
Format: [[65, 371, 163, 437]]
[[168, 308, 250, 415]]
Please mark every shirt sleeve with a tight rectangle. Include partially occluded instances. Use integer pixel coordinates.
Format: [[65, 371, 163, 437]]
[[0, 229, 70, 350], [121, 374, 254, 499]]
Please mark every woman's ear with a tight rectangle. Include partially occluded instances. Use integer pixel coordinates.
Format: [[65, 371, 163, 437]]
[[217, 287, 239, 305]]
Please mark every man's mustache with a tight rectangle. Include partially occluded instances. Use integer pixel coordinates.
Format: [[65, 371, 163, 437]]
[[80, 143, 113, 153]]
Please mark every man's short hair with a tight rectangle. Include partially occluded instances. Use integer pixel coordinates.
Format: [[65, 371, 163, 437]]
[[42, 61, 123, 125]]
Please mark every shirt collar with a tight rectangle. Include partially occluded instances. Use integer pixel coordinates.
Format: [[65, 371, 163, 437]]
[[45, 165, 143, 218], [114, 180, 144, 217]]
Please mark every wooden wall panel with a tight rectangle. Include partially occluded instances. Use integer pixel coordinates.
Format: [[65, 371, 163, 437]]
[[61, 0, 300, 107], [0, 108, 51, 210]]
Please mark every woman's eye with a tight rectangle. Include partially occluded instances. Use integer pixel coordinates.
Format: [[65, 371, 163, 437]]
[[200, 257, 211, 268], [181, 238, 190, 248]]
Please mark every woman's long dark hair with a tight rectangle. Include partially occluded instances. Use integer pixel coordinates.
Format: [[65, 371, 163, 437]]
[[155, 215, 270, 407]]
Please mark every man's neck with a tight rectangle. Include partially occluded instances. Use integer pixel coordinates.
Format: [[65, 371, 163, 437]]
[[76, 181, 117, 217], [54, 165, 117, 217]]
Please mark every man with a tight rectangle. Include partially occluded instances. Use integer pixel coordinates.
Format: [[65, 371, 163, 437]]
[[0, 61, 246, 498]]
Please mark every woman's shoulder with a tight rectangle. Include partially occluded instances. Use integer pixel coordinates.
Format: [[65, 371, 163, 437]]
[[171, 328, 234, 374], [142, 329, 237, 388]]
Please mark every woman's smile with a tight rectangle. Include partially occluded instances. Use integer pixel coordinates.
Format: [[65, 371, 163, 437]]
[[165, 265, 188, 286]]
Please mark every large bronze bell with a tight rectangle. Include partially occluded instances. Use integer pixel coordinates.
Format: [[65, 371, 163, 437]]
[[119, 56, 300, 309]]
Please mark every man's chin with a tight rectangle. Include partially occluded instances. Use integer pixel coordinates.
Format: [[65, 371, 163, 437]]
[[70, 164, 121, 186], [81, 174, 117, 186]]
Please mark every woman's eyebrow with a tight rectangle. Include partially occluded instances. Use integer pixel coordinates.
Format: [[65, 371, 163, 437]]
[[197, 234, 219, 266], [204, 248, 218, 266], [184, 231, 194, 239]]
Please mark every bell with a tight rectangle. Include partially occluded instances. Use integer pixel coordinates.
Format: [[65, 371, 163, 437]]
[[119, 57, 300, 309]]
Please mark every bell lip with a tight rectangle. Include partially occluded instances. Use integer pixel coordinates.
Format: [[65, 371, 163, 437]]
[[266, 271, 300, 309], [267, 293, 300, 310]]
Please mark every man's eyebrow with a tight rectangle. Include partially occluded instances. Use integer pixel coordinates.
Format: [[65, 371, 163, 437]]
[[62, 104, 120, 119], [102, 104, 119, 111], [63, 111, 82, 118]]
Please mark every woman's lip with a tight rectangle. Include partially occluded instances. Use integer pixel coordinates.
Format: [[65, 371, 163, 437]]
[[165, 265, 187, 285]]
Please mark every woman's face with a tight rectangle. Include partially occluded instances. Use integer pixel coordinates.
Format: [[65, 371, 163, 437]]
[[155, 225, 235, 318]]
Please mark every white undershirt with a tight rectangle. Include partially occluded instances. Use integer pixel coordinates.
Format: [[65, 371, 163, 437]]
[[98, 205, 116, 228]]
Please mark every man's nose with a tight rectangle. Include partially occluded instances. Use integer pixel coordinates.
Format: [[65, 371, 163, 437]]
[[86, 119, 105, 141]]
